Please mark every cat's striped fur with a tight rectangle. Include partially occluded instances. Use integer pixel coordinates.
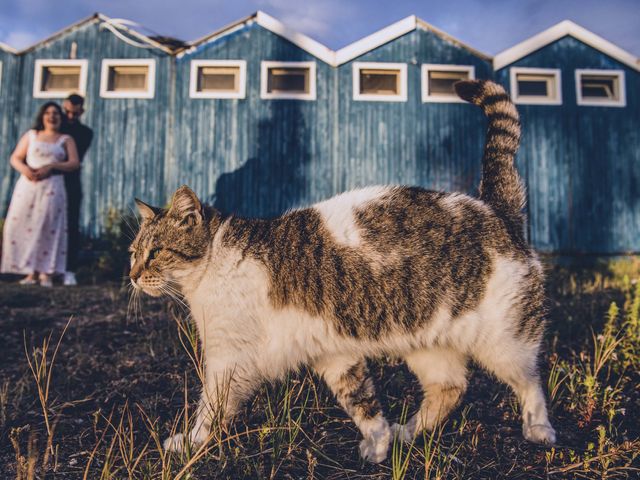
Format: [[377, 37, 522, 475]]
[[130, 80, 556, 463]]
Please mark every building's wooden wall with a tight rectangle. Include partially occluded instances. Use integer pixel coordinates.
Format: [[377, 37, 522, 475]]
[[1, 19, 638, 254], [496, 36, 640, 254]]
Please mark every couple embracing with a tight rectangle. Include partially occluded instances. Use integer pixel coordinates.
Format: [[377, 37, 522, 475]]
[[1, 94, 92, 286]]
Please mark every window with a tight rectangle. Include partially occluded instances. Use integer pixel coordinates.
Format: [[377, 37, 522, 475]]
[[189, 60, 246, 99], [0, 61, 2, 94], [509, 67, 561, 105], [100, 59, 156, 99], [353, 62, 407, 102], [421, 65, 474, 103], [576, 69, 625, 107], [33, 59, 88, 98], [260, 61, 316, 100]]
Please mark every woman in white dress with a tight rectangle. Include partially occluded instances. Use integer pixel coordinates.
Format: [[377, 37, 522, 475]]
[[1, 102, 80, 286]]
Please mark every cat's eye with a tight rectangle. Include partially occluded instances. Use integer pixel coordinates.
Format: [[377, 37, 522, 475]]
[[148, 248, 162, 261]]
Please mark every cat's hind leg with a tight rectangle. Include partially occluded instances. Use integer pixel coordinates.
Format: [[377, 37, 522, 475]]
[[392, 347, 468, 443], [314, 355, 391, 463], [472, 331, 556, 445]]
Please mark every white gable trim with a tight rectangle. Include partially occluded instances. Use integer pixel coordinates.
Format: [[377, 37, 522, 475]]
[[335, 16, 417, 65], [494, 20, 640, 72], [177, 12, 491, 67], [0, 42, 17, 54], [255, 11, 336, 66]]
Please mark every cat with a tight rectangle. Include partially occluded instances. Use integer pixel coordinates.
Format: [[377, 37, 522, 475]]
[[129, 80, 556, 463]]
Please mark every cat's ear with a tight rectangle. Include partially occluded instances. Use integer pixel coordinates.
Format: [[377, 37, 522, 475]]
[[169, 185, 203, 226], [135, 198, 161, 222]]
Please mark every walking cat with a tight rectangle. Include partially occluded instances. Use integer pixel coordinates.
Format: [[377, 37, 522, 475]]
[[129, 80, 556, 463]]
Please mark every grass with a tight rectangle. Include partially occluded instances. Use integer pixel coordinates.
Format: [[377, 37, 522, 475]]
[[1, 257, 639, 478]]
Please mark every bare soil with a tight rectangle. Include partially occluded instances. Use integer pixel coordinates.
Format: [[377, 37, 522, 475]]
[[1, 265, 639, 479]]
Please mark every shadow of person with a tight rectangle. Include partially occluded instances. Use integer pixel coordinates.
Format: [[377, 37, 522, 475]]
[[211, 101, 311, 219]]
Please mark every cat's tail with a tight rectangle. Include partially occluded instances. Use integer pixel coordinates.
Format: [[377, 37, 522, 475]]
[[454, 80, 526, 231]]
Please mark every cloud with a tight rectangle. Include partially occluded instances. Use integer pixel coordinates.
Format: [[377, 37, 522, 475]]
[[258, 0, 358, 47], [3, 30, 40, 49]]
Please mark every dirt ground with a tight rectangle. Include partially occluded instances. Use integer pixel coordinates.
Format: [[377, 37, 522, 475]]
[[1, 262, 639, 479]]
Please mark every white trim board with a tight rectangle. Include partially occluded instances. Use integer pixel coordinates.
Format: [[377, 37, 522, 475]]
[[33, 59, 88, 98], [336, 16, 416, 66], [260, 61, 317, 100], [421, 64, 475, 103], [494, 20, 640, 72], [0, 42, 17, 54], [352, 62, 408, 102], [183, 12, 492, 67], [509, 67, 562, 105], [99, 58, 156, 99], [575, 69, 626, 107], [189, 60, 247, 99]]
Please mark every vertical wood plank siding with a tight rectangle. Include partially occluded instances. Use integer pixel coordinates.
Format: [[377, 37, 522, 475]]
[[173, 25, 493, 218], [0, 50, 20, 212], [1, 19, 638, 255], [496, 36, 640, 254], [8, 20, 172, 236]]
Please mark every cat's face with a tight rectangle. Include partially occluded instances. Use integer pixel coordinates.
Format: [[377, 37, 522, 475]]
[[129, 186, 211, 297]]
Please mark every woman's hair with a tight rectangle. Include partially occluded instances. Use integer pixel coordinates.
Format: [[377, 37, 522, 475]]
[[32, 102, 65, 131]]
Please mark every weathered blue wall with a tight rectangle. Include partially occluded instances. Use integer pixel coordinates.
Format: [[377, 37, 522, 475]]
[[171, 23, 335, 218], [172, 24, 492, 219], [1, 18, 639, 254], [12, 19, 173, 235], [337, 29, 493, 196], [0, 49, 21, 213], [496, 36, 640, 254]]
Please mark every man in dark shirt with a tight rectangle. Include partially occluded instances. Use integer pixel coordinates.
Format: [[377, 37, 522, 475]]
[[61, 94, 93, 286]]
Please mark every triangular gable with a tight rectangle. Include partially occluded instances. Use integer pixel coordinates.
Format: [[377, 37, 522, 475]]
[[183, 11, 491, 66], [0, 42, 17, 54], [18, 13, 174, 55], [494, 20, 640, 72]]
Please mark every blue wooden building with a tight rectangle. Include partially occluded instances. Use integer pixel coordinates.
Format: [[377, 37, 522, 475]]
[[1, 13, 639, 254], [0, 42, 19, 210], [494, 21, 640, 254]]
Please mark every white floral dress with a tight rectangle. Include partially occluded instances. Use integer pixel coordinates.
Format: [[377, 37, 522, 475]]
[[1, 130, 69, 275]]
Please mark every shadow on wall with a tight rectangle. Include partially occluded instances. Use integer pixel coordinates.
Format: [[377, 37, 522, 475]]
[[210, 101, 311, 218]]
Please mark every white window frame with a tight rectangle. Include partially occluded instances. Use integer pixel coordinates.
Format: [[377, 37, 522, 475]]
[[260, 61, 316, 100], [33, 59, 88, 98], [575, 69, 626, 107], [509, 67, 562, 105], [353, 62, 407, 102], [189, 60, 247, 99], [100, 59, 156, 99], [421, 64, 475, 103]]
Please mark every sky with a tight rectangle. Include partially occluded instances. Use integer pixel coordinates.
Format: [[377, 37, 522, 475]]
[[0, 0, 638, 57]]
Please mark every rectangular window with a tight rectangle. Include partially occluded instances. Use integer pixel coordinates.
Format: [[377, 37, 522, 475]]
[[421, 65, 474, 103], [510, 67, 561, 105], [33, 59, 88, 98], [576, 69, 625, 107], [353, 62, 407, 102], [189, 60, 246, 99], [100, 59, 156, 99], [260, 61, 316, 100]]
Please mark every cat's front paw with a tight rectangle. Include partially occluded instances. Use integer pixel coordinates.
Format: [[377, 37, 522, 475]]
[[359, 428, 391, 463], [523, 423, 556, 446], [163, 433, 189, 453]]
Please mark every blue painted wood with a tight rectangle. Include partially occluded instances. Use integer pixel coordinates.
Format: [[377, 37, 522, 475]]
[[8, 18, 173, 236], [172, 24, 493, 221], [1, 17, 638, 255], [0, 49, 21, 213], [496, 36, 640, 254]]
